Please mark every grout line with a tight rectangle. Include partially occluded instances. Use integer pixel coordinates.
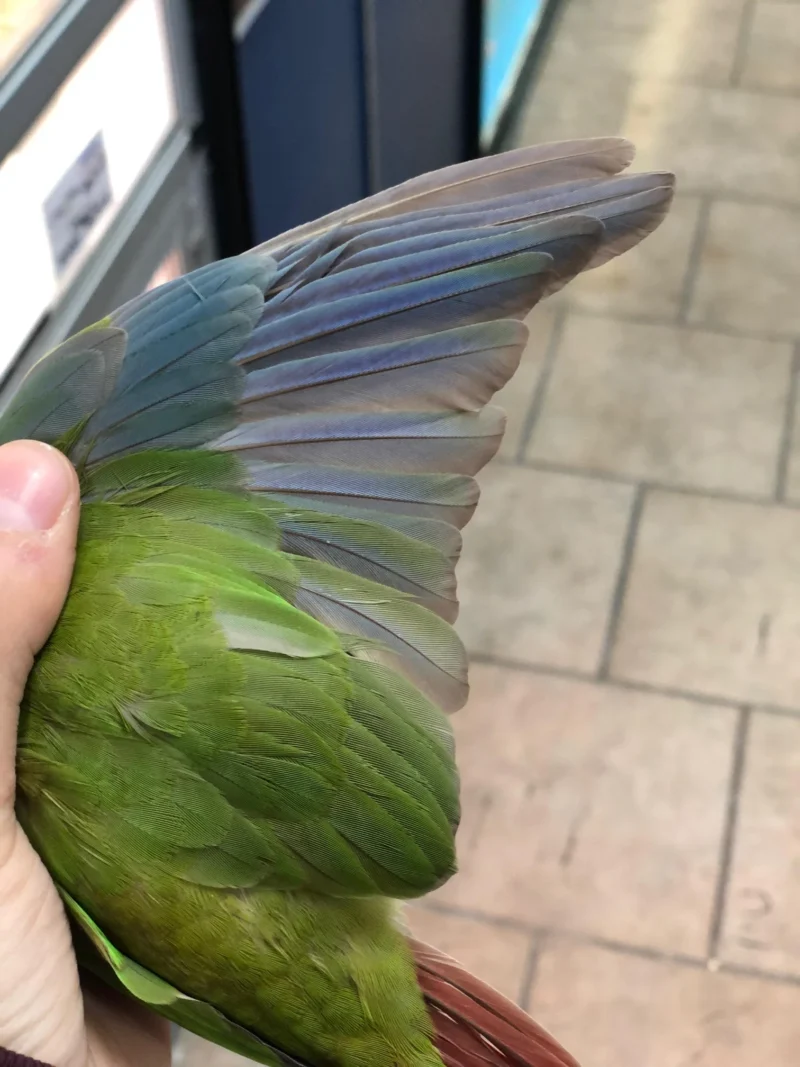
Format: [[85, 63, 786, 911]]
[[515, 305, 568, 461], [558, 931, 705, 972], [597, 486, 645, 680], [707, 707, 751, 960], [757, 702, 800, 722], [730, 0, 758, 87], [606, 673, 742, 712], [517, 932, 543, 1011], [470, 652, 597, 686], [470, 651, 739, 707], [420, 899, 534, 934], [726, 84, 800, 102], [514, 455, 636, 486], [724, 960, 800, 991], [508, 454, 800, 513], [677, 195, 713, 324], [517, 44, 800, 106], [469, 651, 800, 720], [775, 343, 800, 501], [549, 302, 800, 347], [687, 190, 800, 212], [417, 898, 800, 991], [416, 901, 698, 972]]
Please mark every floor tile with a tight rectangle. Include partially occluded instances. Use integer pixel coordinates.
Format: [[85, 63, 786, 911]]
[[689, 200, 800, 337], [627, 84, 800, 205], [720, 711, 800, 976], [550, 0, 743, 85], [455, 467, 633, 671], [518, 72, 800, 205], [527, 315, 791, 494], [433, 666, 735, 956], [513, 54, 631, 146], [496, 305, 558, 461], [740, 2, 800, 94], [513, 2, 746, 146], [564, 0, 745, 33], [555, 195, 701, 320], [612, 491, 800, 706], [531, 938, 800, 1066], [403, 905, 532, 1002]]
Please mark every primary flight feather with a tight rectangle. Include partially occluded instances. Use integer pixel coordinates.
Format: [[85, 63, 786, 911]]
[[6, 137, 673, 1067]]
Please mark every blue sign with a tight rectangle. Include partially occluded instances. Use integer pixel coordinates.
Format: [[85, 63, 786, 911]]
[[481, 0, 548, 146]]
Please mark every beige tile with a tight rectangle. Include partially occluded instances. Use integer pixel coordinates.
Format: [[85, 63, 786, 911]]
[[565, 0, 744, 34], [689, 200, 800, 337], [433, 666, 735, 956], [551, 0, 743, 84], [559, 195, 702, 320], [513, 57, 630, 146], [518, 70, 800, 205], [531, 939, 800, 1066], [612, 492, 800, 707], [513, 2, 746, 145], [403, 905, 531, 1002], [179, 1033, 256, 1066], [496, 305, 557, 461], [627, 84, 800, 205], [720, 711, 800, 975], [455, 467, 633, 671], [741, 2, 800, 93], [527, 315, 791, 494]]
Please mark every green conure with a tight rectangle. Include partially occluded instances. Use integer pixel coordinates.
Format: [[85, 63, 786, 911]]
[[6, 138, 673, 1067]]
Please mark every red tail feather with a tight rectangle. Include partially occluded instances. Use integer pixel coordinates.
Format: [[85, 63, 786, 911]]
[[410, 939, 580, 1067]]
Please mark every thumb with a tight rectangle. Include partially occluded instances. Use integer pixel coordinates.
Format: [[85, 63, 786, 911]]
[[0, 442, 86, 1067], [0, 440, 80, 807]]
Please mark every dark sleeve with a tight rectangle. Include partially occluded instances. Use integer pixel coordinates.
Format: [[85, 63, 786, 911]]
[[0, 1051, 53, 1066]]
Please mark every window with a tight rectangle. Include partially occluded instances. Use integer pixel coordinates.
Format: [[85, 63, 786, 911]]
[[0, 0, 177, 369], [0, 0, 64, 76]]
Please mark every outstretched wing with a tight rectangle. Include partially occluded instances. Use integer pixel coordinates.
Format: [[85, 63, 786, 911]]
[[12, 139, 674, 902]]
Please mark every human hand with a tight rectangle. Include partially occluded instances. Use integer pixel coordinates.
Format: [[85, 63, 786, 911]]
[[0, 441, 170, 1067]]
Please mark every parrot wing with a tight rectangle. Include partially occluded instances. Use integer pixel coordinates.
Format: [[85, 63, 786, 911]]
[[5, 139, 673, 712], [256, 137, 644, 251], [9, 139, 673, 1067], [11, 138, 672, 896]]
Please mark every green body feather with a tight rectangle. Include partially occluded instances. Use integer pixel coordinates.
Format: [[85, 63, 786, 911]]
[[18, 461, 454, 1066]]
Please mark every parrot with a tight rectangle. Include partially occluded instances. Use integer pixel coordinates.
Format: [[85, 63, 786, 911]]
[[5, 137, 673, 1067]]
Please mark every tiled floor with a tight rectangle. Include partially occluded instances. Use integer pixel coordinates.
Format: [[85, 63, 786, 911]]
[[427, 0, 800, 1063], [181, 0, 800, 1064]]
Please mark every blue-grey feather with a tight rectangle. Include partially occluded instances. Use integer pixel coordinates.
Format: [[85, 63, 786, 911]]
[[212, 408, 505, 475], [238, 254, 554, 367], [244, 462, 478, 525], [240, 321, 527, 417]]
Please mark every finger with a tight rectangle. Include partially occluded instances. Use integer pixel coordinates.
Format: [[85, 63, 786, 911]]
[[0, 441, 86, 1067], [0, 440, 79, 806]]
